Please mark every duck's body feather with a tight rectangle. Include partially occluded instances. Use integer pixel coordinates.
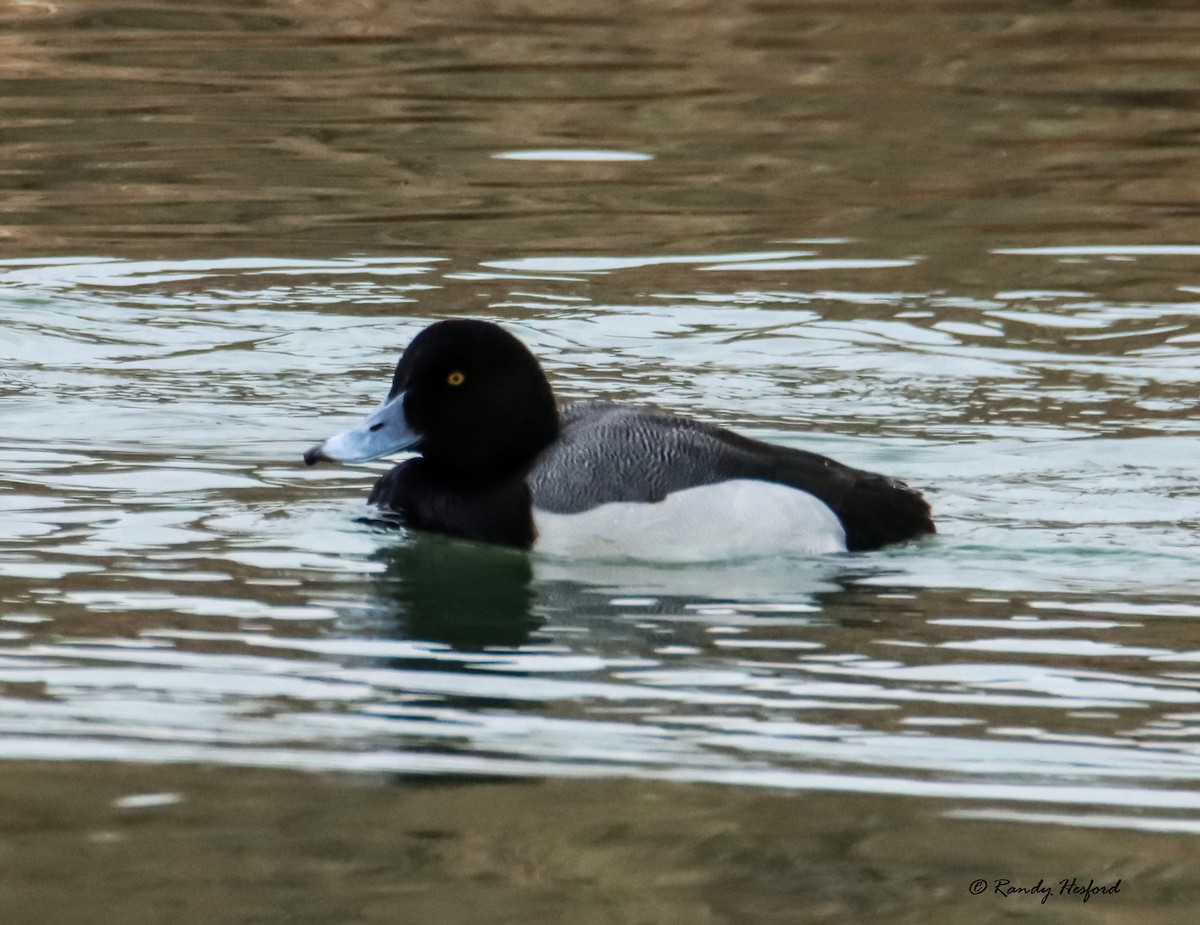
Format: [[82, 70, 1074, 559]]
[[528, 401, 929, 553]]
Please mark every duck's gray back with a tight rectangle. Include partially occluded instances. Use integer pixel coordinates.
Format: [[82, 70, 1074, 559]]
[[527, 402, 738, 514], [525, 400, 936, 553]]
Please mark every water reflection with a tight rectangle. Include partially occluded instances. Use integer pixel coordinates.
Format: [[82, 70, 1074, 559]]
[[369, 532, 539, 649], [2, 251, 1199, 796], [361, 505, 923, 652]]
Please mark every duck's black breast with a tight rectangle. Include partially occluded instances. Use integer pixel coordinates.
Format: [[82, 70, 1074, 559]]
[[527, 402, 934, 552], [368, 457, 536, 549]]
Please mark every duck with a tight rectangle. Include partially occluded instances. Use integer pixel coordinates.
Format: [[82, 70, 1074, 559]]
[[304, 319, 934, 560]]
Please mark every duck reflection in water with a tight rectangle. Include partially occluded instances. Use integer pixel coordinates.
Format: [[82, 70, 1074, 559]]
[[368, 529, 540, 649], [364, 523, 896, 653]]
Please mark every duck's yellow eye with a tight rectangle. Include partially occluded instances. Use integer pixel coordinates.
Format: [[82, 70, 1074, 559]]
[[447, 370, 465, 386]]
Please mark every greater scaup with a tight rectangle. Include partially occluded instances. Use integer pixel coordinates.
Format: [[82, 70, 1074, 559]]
[[304, 319, 934, 558]]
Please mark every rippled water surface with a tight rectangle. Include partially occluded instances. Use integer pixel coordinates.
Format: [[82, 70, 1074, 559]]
[[3, 2, 1200, 922]]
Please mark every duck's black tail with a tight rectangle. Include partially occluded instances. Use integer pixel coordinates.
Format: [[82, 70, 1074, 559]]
[[718, 430, 936, 552], [820, 471, 935, 552]]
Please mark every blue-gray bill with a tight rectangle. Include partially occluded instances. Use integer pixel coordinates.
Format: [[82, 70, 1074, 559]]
[[303, 392, 419, 465]]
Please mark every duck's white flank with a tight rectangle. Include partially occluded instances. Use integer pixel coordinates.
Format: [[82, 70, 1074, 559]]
[[531, 479, 847, 561]]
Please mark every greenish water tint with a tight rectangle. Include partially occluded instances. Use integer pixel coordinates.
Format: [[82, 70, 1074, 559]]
[[2, 1, 1200, 921], [3, 252, 1197, 803]]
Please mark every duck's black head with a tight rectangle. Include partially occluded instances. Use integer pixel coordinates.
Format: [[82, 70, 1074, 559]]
[[305, 319, 559, 480]]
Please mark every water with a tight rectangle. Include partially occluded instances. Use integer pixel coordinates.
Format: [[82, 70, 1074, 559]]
[[3, 2, 1200, 922]]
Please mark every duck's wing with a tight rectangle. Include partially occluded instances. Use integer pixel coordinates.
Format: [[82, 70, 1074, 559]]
[[528, 402, 934, 552]]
